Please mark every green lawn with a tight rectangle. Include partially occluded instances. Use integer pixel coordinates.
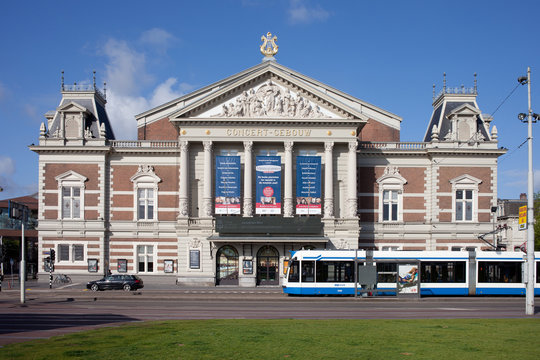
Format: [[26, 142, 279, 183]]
[[1, 319, 539, 359]]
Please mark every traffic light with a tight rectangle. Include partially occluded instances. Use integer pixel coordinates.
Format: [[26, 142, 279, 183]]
[[0, 243, 4, 262], [50, 249, 56, 263]]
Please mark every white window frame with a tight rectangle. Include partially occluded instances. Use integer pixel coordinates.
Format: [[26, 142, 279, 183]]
[[450, 174, 481, 223], [376, 167, 407, 223], [55, 170, 87, 220], [55, 243, 86, 264], [135, 244, 155, 273], [130, 165, 161, 222]]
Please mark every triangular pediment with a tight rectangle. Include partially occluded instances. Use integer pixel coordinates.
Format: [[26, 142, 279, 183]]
[[446, 103, 481, 118], [195, 79, 340, 119], [168, 62, 370, 123], [57, 101, 89, 113]]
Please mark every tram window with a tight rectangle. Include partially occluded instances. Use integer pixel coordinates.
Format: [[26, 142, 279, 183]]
[[301, 261, 315, 282], [288, 261, 299, 282], [537, 262, 540, 283], [478, 261, 522, 283], [420, 261, 466, 283], [377, 263, 397, 283], [316, 261, 354, 282]]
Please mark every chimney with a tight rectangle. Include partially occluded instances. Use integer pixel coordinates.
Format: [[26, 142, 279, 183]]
[[520, 193, 527, 200]]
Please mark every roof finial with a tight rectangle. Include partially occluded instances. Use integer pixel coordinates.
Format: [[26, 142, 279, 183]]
[[260, 32, 278, 61], [474, 72, 477, 93], [61, 70, 64, 91], [443, 72, 447, 93], [432, 84, 436, 100], [93, 70, 96, 90], [103, 82, 107, 100]]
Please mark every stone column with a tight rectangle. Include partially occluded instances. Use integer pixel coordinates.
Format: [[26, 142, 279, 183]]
[[203, 141, 213, 217], [179, 140, 189, 218], [324, 141, 334, 218], [284, 141, 294, 217], [243, 141, 253, 217], [347, 141, 358, 217]]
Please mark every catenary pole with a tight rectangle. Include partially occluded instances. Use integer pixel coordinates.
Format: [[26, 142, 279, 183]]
[[20, 221, 25, 304], [525, 67, 535, 316]]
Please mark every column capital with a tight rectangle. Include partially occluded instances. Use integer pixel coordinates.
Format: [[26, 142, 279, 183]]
[[348, 141, 357, 152], [203, 140, 213, 152], [243, 140, 253, 151], [284, 141, 294, 152], [325, 141, 334, 152], [180, 140, 189, 152]]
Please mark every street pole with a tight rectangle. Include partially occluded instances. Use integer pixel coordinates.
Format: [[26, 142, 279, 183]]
[[525, 67, 535, 316], [20, 221, 26, 304]]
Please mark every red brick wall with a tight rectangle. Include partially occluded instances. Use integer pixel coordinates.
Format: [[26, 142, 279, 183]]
[[438, 167, 492, 193], [359, 119, 400, 142], [138, 117, 178, 140], [44, 164, 99, 190]]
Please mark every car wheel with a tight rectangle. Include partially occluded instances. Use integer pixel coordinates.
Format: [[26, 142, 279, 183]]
[[91, 283, 99, 292], [123, 284, 131, 291]]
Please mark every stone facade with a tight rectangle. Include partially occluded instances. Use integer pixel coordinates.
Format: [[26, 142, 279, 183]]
[[30, 57, 506, 286]]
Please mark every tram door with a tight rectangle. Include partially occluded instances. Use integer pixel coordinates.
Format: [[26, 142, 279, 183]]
[[216, 246, 239, 285], [257, 246, 279, 286]]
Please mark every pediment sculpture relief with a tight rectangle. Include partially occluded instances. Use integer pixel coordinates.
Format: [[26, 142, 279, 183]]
[[215, 81, 331, 119]]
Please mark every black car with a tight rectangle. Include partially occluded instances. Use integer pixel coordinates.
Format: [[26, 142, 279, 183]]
[[86, 274, 144, 291]]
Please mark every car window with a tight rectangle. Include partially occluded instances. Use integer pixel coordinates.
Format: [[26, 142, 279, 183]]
[[105, 276, 114, 281]]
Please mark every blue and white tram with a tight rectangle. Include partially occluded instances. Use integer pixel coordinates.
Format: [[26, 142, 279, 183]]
[[282, 249, 540, 296]]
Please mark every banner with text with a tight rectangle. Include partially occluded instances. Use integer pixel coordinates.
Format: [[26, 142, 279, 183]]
[[215, 156, 241, 214], [296, 156, 322, 215], [256, 156, 281, 214]]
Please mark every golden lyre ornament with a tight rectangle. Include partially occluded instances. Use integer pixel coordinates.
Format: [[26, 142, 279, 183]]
[[260, 32, 278, 57]]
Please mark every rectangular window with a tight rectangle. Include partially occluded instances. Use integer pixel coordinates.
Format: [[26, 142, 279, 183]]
[[382, 190, 398, 221], [377, 263, 398, 283], [72, 244, 84, 261], [456, 190, 473, 221], [59, 244, 70, 261], [137, 245, 154, 273], [315, 261, 354, 282], [478, 261, 522, 283], [137, 188, 154, 220], [189, 250, 200, 269], [288, 260, 299, 282], [301, 261, 315, 282], [420, 261, 466, 283], [62, 186, 81, 219]]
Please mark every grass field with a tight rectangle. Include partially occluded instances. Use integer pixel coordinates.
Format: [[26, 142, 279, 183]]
[[1, 319, 539, 359]]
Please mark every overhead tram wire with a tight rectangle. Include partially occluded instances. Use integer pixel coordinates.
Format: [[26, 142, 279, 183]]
[[432, 82, 523, 166]]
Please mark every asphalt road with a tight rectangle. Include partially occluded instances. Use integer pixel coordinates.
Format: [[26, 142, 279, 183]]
[[0, 287, 538, 346]]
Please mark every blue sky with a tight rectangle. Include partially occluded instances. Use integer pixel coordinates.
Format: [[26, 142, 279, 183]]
[[0, 0, 539, 200]]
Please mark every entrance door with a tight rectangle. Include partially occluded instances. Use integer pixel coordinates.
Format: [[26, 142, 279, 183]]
[[216, 245, 239, 285], [257, 246, 279, 286]]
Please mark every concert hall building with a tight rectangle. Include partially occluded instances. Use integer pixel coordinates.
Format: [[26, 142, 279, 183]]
[[30, 36, 506, 286]]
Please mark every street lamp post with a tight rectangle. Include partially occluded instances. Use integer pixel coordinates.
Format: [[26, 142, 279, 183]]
[[518, 67, 538, 316]]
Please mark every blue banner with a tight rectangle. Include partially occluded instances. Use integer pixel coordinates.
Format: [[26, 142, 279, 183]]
[[256, 156, 281, 214], [215, 156, 241, 214], [296, 156, 321, 214]]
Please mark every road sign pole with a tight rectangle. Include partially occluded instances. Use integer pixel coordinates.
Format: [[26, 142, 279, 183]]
[[20, 222, 25, 304]]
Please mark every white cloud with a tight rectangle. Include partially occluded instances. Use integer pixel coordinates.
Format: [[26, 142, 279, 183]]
[[288, 0, 330, 24], [101, 31, 191, 140], [139, 28, 178, 54], [106, 78, 190, 140], [103, 38, 153, 96]]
